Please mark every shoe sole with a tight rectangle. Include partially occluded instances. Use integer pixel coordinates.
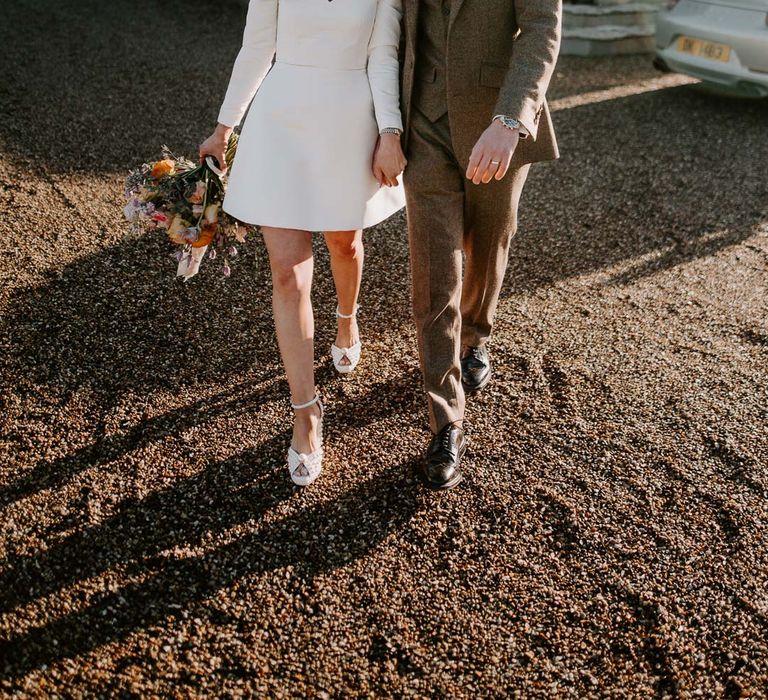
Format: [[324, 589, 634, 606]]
[[290, 473, 321, 487], [421, 442, 467, 491]]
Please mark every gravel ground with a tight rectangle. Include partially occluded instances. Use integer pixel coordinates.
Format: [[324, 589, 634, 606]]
[[2, 0, 767, 697]]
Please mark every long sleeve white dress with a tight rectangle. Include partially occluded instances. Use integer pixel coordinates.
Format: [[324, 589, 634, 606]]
[[217, 0, 405, 232]]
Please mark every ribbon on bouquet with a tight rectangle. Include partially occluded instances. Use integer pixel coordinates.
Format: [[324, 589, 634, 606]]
[[177, 246, 208, 281], [205, 156, 226, 178]]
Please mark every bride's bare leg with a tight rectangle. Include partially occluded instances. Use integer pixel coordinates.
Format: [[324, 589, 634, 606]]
[[323, 230, 363, 361], [261, 226, 321, 455]]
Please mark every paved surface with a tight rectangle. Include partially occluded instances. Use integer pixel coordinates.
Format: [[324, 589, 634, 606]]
[[1, 0, 767, 697]]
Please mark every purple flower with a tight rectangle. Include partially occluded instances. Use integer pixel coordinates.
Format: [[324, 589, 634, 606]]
[[208, 248, 217, 260], [182, 227, 200, 243], [227, 246, 238, 257], [123, 200, 141, 223], [222, 264, 231, 278]]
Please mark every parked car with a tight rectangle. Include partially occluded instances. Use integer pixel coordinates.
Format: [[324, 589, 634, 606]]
[[654, 0, 768, 97]]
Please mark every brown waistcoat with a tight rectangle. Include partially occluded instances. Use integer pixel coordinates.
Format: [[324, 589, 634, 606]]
[[413, 0, 451, 122], [402, 0, 563, 168]]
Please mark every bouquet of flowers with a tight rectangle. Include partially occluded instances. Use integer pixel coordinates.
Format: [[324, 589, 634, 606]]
[[124, 134, 251, 280]]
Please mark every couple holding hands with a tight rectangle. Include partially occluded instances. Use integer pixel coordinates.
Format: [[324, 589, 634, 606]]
[[199, 0, 562, 489]]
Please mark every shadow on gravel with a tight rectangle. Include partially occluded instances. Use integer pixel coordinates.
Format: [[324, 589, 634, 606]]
[[0, 453, 424, 679], [0, 236, 276, 396], [0, 230, 419, 506], [0, 377, 279, 510], [0, 0, 246, 174], [0, 368, 425, 510], [506, 86, 768, 292]]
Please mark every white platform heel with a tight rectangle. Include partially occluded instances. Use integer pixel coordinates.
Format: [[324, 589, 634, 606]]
[[287, 394, 324, 486], [331, 305, 362, 374]]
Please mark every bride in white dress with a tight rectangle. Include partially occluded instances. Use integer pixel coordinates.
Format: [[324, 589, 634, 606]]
[[200, 0, 407, 486]]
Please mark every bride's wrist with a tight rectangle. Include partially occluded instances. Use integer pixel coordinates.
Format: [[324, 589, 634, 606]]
[[215, 123, 233, 136], [379, 133, 401, 150]]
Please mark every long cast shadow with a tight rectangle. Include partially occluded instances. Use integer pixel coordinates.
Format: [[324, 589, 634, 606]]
[[0, 224, 418, 509], [0, 376, 281, 510], [505, 85, 768, 294], [0, 456, 425, 679], [0, 0, 247, 174], [0, 236, 276, 399], [1, 431, 293, 612], [0, 362, 427, 612]]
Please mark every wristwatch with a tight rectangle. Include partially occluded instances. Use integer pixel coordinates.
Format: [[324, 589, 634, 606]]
[[493, 115, 521, 131]]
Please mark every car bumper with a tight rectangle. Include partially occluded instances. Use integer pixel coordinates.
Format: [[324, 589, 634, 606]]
[[655, 2, 768, 96]]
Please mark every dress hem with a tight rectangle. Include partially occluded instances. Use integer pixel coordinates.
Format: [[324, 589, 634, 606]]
[[222, 201, 404, 233]]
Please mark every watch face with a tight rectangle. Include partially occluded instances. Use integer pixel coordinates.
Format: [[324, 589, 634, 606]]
[[496, 116, 518, 129]]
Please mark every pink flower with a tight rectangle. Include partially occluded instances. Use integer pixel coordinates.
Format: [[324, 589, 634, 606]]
[[189, 181, 206, 204]]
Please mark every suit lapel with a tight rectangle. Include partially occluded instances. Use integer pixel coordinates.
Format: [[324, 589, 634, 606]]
[[448, 0, 467, 34]]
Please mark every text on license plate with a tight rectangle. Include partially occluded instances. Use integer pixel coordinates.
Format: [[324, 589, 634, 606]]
[[677, 36, 731, 62]]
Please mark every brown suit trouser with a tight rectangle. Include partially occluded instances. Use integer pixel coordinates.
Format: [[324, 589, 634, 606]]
[[404, 107, 530, 433]]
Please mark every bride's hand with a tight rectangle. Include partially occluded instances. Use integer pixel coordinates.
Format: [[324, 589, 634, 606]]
[[373, 133, 407, 188], [199, 123, 233, 173]]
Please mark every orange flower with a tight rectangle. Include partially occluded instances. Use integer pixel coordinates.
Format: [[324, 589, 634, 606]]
[[150, 159, 175, 179], [192, 224, 215, 248]]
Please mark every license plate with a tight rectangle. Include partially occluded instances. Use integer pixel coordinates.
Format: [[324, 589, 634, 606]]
[[677, 36, 731, 62]]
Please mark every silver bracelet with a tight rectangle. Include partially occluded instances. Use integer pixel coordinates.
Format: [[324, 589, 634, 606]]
[[380, 127, 402, 136]]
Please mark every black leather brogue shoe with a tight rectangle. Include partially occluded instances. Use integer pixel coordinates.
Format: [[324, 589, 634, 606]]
[[419, 423, 466, 490], [461, 346, 492, 392]]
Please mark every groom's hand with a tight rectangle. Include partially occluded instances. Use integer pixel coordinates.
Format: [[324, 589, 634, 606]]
[[466, 120, 520, 185]]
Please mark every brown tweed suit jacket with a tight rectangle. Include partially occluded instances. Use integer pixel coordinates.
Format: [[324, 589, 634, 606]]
[[401, 0, 562, 168]]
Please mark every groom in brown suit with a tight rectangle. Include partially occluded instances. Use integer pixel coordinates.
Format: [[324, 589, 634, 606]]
[[400, 0, 562, 488]]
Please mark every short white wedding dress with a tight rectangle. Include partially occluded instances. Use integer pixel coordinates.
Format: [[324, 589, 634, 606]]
[[218, 0, 405, 232]]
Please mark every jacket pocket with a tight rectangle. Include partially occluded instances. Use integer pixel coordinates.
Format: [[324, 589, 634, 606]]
[[479, 63, 508, 89], [416, 65, 437, 83]]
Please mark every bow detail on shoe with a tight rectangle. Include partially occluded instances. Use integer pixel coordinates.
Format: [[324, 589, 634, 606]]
[[288, 447, 323, 481], [331, 341, 362, 373], [287, 394, 324, 486]]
